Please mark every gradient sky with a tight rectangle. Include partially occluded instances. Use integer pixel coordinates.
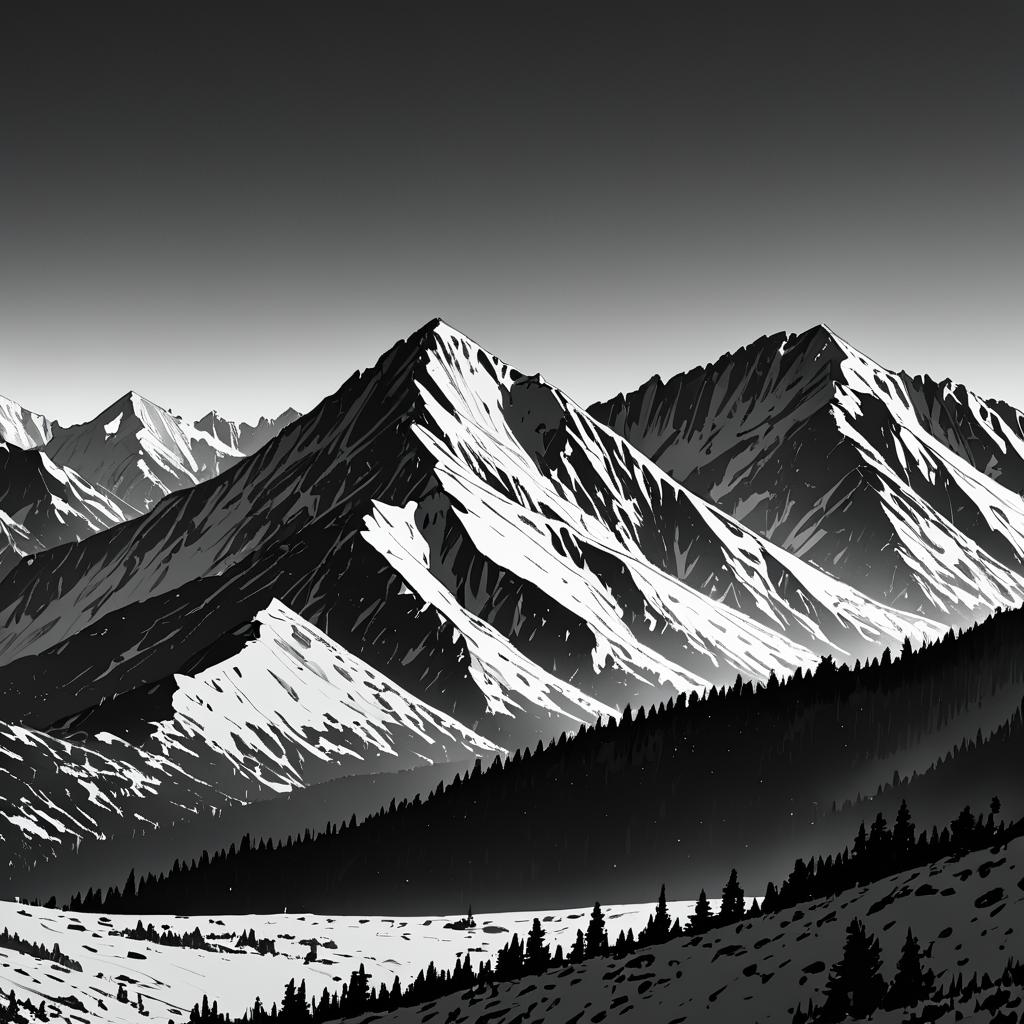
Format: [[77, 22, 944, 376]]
[[2, 2, 1022, 425]]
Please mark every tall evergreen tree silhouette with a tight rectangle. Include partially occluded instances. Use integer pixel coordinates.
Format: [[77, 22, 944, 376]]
[[892, 799, 915, 864], [884, 928, 933, 1010], [650, 884, 672, 943], [686, 889, 713, 934], [347, 964, 369, 1012], [820, 918, 885, 1021], [585, 903, 608, 958], [718, 868, 745, 924], [524, 918, 551, 974], [495, 934, 524, 980]]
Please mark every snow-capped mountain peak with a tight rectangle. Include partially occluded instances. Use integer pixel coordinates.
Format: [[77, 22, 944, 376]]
[[194, 406, 301, 456], [148, 598, 501, 793], [0, 393, 53, 450], [44, 389, 245, 512], [0, 315, 969, 871], [590, 324, 1024, 623]]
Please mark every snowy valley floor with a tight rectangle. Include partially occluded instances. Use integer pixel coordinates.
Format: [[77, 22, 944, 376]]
[[1, 834, 1022, 1023], [0, 897, 709, 1022]]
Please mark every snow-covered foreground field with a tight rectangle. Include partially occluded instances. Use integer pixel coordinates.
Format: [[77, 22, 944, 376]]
[[0, 896, 712, 1022]]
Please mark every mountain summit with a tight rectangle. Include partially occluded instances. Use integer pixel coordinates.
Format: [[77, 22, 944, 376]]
[[194, 407, 301, 456], [0, 394, 52, 449], [0, 320, 935, 747], [590, 325, 1024, 622], [43, 390, 245, 511]]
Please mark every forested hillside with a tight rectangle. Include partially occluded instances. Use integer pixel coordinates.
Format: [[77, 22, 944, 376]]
[[85, 607, 1024, 915]]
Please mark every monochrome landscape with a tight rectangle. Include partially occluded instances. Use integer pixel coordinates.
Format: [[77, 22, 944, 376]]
[[0, 317, 1020, 1022]]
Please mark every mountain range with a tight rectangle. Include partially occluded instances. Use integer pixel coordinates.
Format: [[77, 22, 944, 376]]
[[195, 407, 300, 455], [0, 394, 52, 449], [0, 441, 135, 580], [0, 392, 300, 581], [590, 324, 1024, 623], [1, 317, 1023, 882]]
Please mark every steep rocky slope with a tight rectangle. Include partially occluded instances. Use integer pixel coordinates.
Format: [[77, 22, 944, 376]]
[[0, 322, 936, 748], [591, 324, 1024, 623]]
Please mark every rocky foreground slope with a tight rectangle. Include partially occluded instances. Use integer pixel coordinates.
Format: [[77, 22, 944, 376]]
[[1, 833, 1020, 1024], [348, 833, 1024, 1024]]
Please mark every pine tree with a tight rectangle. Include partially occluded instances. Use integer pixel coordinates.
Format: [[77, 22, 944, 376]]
[[950, 806, 977, 852], [524, 918, 550, 974], [585, 903, 608, 958], [685, 889, 713, 934], [820, 918, 885, 1021], [718, 868, 745, 924], [347, 964, 369, 1011], [884, 928, 933, 1009], [495, 933, 525, 980], [892, 799, 916, 864], [568, 929, 586, 964], [648, 883, 672, 943], [867, 812, 890, 865], [852, 821, 868, 860]]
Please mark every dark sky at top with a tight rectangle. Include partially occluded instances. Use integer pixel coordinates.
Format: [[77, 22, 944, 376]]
[[2, 3, 1021, 424]]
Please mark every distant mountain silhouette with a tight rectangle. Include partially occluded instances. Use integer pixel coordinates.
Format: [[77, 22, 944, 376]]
[[44, 390, 245, 511], [0, 393, 52, 449], [0, 441, 134, 580], [194, 407, 301, 456]]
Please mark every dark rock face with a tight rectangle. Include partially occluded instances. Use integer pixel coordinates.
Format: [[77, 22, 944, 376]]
[[591, 324, 1024, 622]]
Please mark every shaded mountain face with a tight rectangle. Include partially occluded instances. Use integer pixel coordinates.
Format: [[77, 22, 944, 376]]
[[0, 394, 52, 449], [43, 390, 245, 512], [65, 598, 499, 792], [590, 325, 1024, 623], [0, 600, 497, 872], [0, 442, 135, 581], [109, 603, 1024, 915], [195, 407, 301, 456], [0, 392, 301, 577], [0, 715, 230, 871], [0, 321, 936, 758], [0, 391, 290, 583]]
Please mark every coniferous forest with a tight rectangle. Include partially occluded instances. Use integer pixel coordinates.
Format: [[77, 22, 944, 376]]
[[2, 13, 1023, 1022], [71, 606, 1024, 915], [179, 799, 1021, 1023]]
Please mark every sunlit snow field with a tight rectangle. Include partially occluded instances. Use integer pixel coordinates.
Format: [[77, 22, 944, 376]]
[[0, 897, 713, 1022]]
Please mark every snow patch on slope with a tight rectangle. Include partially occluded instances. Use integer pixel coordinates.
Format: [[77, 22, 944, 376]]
[[44, 392, 245, 512], [363, 500, 622, 728], [152, 599, 500, 793]]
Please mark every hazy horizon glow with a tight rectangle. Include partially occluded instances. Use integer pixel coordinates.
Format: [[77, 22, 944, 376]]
[[3, 3, 1021, 425]]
